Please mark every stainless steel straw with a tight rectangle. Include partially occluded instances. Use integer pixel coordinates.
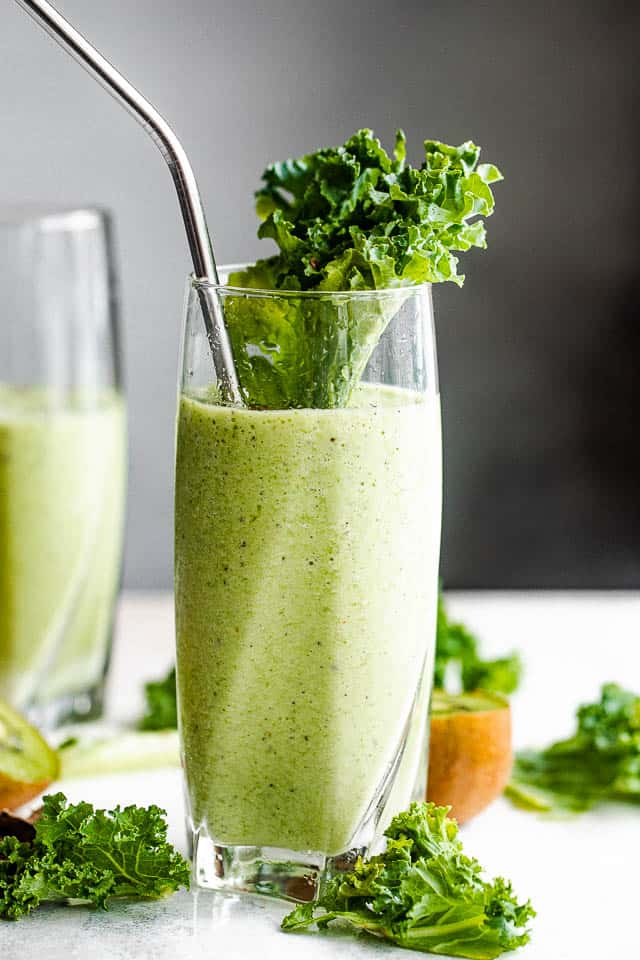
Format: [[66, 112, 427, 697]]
[[15, 0, 242, 405]]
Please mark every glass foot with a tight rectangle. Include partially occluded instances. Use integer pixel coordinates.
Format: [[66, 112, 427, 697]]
[[192, 828, 364, 902], [26, 681, 105, 731]]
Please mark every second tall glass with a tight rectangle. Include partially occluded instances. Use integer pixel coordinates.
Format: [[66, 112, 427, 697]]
[[175, 269, 441, 898], [0, 207, 126, 726]]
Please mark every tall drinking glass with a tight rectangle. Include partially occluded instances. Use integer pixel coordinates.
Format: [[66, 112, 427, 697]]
[[0, 207, 126, 726], [175, 268, 441, 899]]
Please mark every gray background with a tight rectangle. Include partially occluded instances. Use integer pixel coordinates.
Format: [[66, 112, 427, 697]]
[[2, 0, 638, 588]]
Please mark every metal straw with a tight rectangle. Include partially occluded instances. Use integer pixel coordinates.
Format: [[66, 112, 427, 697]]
[[15, 0, 242, 405]]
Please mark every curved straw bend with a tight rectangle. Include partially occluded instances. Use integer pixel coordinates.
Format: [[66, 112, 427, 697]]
[[15, 0, 241, 404]]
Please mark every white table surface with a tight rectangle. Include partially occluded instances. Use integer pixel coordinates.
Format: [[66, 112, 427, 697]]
[[3, 591, 639, 960]]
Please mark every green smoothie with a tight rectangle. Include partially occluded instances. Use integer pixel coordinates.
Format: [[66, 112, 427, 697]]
[[0, 385, 126, 710], [175, 384, 441, 855]]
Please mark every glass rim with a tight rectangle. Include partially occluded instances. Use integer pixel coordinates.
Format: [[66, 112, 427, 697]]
[[191, 263, 431, 300], [0, 205, 107, 233]]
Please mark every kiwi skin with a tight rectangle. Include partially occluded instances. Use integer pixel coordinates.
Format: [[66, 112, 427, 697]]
[[427, 690, 512, 824], [0, 776, 54, 813]]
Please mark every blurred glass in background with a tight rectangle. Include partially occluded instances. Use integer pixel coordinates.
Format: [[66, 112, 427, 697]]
[[0, 207, 126, 726], [3, 0, 636, 590]]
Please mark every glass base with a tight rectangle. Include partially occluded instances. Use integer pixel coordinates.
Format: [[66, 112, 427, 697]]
[[26, 681, 105, 731], [192, 829, 364, 902]]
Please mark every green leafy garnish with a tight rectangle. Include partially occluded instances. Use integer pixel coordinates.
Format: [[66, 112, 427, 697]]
[[226, 129, 502, 409], [247, 129, 501, 292], [281, 802, 534, 958], [506, 683, 640, 813], [140, 667, 177, 731], [0, 792, 189, 920], [435, 594, 521, 695]]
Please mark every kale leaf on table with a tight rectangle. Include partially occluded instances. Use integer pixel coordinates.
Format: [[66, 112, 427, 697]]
[[506, 683, 640, 813], [0, 793, 189, 920], [282, 801, 534, 958], [435, 594, 521, 696]]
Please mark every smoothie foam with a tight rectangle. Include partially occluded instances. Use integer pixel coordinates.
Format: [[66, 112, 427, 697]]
[[175, 384, 441, 855]]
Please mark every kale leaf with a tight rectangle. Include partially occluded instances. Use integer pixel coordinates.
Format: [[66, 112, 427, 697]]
[[140, 666, 178, 731], [225, 129, 502, 409], [282, 802, 534, 958], [222, 281, 406, 409], [247, 129, 501, 292], [0, 793, 189, 920], [435, 594, 521, 696], [506, 683, 640, 813]]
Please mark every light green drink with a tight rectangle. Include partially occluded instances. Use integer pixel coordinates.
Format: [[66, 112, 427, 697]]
[[176, 255, 443, 901], [0, 385, 126, 714], [176, 384, 441, 856]]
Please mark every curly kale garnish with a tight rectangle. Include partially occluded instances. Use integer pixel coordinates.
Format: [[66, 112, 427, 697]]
[[0, 793, 189, 920], [249, 129, 502, 291], [225, 129, 502, 409], [282, 802, 534, 958]]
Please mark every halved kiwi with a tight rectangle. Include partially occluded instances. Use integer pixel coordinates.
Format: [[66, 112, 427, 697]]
[[0, 700, 59, 810], [427, 689, 512, 824]]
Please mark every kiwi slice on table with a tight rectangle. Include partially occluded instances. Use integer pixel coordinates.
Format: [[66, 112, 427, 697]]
[[58, 730, 179, 779], [427, 689, 512, 824], [0, 700, 59, 811]]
